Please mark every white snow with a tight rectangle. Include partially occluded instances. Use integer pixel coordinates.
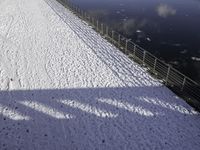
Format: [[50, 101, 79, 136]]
[[20, 101, 73, 119], [0, 104, 30, 121], [0, 0, 200, 149], [136, 29, 142, 33], [146, 37, 151, 42], [60, 99, 118, 118], [191, 57, 200, 61], [98, 98, 154, 117]]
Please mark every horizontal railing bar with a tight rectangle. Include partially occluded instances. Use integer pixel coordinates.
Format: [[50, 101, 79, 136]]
[[169, 73, 184, 81], [168, 76, 184, 84], [155, 66, 168, 71]]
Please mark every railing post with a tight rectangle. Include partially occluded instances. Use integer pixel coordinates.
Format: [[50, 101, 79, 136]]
[[81, 10, 83, 17], [88, 15, 90, 22], [92, 18, 94, 26], [75, 6, 77, 12], [153, 58, 157, 73], [165, 66, 171, 85], [69, 2, 72, 9], [133, 45, 136, 56], [112, 30, 114, 43], [85, 12, 87, 20], [101, 23, 104, 34], [68, 1, 71, 9], [77, 6, 79, 13], [118, 34, 121, 47], [143, 51, 146, 65], [78, 7, 81, 14], [181, 77, 186, 91], [96, 20, 99, 31], [125, 39, 128, 54], [76, 7, 78, 13], [106, 26, 108, 37]]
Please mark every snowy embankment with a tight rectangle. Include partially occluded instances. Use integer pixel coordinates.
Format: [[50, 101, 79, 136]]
[[0, 0, 200, 149]]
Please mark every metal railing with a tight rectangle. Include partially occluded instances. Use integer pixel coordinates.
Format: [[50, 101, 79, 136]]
[[57, 0, 200, 109]]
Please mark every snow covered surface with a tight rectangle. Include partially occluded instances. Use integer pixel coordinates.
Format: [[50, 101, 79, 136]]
[[0, 0, 200, 149]]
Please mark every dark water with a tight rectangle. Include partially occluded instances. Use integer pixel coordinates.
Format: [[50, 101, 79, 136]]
[[72, 0, 200, 83]]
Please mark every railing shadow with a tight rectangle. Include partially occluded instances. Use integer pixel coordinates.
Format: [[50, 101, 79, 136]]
[[0, 86, 200, 150]]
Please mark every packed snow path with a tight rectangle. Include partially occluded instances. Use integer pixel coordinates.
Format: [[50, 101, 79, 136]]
[[0, 0, 200, 149]]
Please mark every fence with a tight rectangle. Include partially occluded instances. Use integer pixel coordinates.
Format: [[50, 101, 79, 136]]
[[57, 0, 200, 109]]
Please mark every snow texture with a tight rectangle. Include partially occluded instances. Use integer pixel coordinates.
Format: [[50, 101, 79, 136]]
[[0, 0, 200, 149]]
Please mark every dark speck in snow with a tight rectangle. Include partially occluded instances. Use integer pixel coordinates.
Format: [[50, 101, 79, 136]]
[[44, 134, 48, 137], [52, 97, 55, 99], [3, 118, 6, 120], [26, 129, 29, 133], [10, 78, 13, 81], [102, 139, 105, 143]]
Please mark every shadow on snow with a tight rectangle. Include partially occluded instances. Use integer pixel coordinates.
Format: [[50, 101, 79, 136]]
[[0, 86, 200, 150]]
